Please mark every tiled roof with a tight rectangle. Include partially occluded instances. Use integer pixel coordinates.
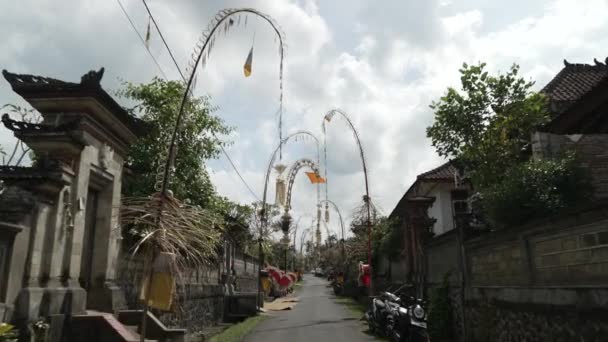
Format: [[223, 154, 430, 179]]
[[2, 68, 149, 136], [542, 58, 608, 114], [417, 160, 458, 181]]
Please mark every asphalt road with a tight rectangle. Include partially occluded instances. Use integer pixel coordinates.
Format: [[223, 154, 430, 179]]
[[243, 274, 376, 342]]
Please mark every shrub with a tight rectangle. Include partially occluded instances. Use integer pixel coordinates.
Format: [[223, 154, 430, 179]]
[[482, 152, 591, 226]]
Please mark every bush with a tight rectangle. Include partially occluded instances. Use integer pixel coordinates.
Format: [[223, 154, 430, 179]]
[[482, 152, 591, 226]]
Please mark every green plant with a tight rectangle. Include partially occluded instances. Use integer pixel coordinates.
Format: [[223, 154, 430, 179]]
[[209, 315, 266, 342], [483, 152, 591, 226], [118, 78, 232, 209], [428, 273, 453, 341], [427, 62, 549, 189], [0, 323, 18, 342]]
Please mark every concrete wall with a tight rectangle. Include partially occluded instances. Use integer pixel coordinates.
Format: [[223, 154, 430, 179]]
[[425, 230, 461, 287], [461, 208, 608, 341], [423, 204, 608, 340]]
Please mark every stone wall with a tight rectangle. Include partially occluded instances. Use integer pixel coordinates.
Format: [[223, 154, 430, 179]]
[[466, 299, 608, 342], [425, 230, 462, 287], [116, 249, 259, 333], [423, 205, 608, 340], [232, 251, 259, 292], [466, 209, 608, 288], [468, 240, 525, 286], [460, 207, 608, 341]]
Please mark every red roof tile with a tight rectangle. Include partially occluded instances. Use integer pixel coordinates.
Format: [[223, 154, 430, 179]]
[[417, 160, 458, 181]]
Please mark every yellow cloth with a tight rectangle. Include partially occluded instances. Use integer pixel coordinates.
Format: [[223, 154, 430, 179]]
[[262, 276, 272, 295], [140, 272, 175, 311]]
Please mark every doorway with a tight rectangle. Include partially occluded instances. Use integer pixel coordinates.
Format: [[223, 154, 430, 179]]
[[79, 188, 99, 291]]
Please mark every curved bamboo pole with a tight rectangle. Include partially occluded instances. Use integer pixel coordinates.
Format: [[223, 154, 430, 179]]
[[322, 108, 373, 294], [257, 130, 319, 307], [319, 199, 345, 259], [141, 9, 285, 336]]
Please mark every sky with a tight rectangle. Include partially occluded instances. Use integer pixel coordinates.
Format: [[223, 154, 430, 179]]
[[1, 0, 608, 247]]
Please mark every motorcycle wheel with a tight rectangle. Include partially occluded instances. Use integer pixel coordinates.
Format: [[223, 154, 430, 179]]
[[386, 317, 400, 342], [366, 315, 376, 334], [408, 330, 429, 342]]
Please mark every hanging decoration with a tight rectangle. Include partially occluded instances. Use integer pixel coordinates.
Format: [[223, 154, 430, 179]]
[[305, 171, 326, 184], [243, 46, 253, 77], [274, 164, 287, 206]]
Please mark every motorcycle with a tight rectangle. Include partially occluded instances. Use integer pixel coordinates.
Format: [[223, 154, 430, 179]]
[[365, 285, 429, 342], [386, 296, 429, 342]]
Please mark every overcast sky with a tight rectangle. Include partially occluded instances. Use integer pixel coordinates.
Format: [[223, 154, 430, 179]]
[[1, 0, 607, 244]]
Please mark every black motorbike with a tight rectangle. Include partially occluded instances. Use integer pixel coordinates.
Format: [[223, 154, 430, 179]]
[[386, 296, 429, 342], [365, 294, 390, 335], [365, 286, 428, 342]]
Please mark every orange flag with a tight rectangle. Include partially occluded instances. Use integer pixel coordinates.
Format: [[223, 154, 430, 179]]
[[306, 172, 326, 184]]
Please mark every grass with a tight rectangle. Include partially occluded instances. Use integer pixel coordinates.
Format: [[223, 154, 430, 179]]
[[334, 296, 388, 341], [209, 315, 267, 342], [293, 281, 304, 291], [334, 296, 367, 319]]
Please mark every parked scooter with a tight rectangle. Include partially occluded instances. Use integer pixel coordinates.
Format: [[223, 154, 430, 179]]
[[365, 291, 400, 336], [365, 285, 429, 342], [386, 295, 429, 342]]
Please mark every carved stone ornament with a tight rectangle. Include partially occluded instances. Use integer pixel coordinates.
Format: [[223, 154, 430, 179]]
[[99, 144, 114, 170]]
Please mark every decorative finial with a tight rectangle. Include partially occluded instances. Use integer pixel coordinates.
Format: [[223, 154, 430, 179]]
[[563, 59, 571, 67], [594, 58, 604, 66], [80, 67, 105, 87]]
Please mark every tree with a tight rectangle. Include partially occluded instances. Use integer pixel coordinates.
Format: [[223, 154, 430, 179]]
[[118, 78, 232, 208], [426, 63, 549, 188], [427, 63, 591, 226]]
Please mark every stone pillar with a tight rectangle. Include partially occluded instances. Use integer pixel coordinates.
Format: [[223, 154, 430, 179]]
[[68, 145, 93, 286], [82, 146, 126, 313]]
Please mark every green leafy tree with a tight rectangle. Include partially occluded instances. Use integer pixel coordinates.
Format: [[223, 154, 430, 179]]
[[119, 78, 231, 208], [426, 63, 549, 188], [427, 63, 591, 226]]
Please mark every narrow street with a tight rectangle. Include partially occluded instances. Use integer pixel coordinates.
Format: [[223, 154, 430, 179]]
[[243, 274, 375, 342]]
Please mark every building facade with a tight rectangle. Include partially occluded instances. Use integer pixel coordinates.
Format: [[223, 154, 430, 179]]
[[0, 68, 145, 337]]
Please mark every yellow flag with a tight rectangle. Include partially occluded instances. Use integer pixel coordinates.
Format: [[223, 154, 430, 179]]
[[243, 46, 253, 77]]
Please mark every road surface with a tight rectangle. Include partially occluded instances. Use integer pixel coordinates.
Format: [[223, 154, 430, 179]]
[[243, 274, 375, 342]]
